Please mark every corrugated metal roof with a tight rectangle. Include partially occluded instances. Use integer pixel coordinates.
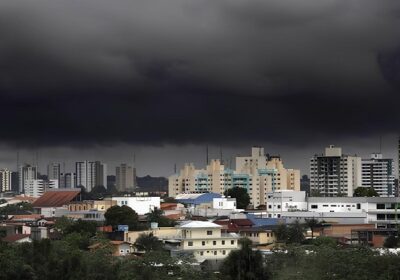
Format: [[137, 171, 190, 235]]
[[32, 190, 80, 208]]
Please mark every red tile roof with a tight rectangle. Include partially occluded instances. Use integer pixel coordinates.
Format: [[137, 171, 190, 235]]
[[2, 234, 30, 243], [32, 190, 80, 208], [160, 203, 178, 210], [10, 214, 42, 221]]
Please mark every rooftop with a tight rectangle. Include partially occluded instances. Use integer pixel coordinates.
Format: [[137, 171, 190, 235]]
[[32, 189, 81, 208], [180, 221, 222, 229]]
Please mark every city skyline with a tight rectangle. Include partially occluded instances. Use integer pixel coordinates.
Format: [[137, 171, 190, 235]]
[[0, 0, 399, 175], [0, 136, 399, 178]]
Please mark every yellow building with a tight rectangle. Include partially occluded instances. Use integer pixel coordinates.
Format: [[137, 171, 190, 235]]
[[178, 221, 239, 261]]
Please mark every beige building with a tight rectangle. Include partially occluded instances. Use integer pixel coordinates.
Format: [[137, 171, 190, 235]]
[[68, 200, 117, 212], [116, 164, 136, 192], [169, 147, 300, 208], [178, 221, 239, 261]]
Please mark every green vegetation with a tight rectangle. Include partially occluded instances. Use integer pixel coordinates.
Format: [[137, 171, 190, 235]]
[[266, 245, 400, 280], [224, 187, 250, 209], [220, 238, 269, 280], [104, 205, 142, 230], [353, 187, 379, 197], [274, 221, 305, 244], [134, 233, 164, 252], [147, 208, 176, 227], [0, 202, 33, 219]]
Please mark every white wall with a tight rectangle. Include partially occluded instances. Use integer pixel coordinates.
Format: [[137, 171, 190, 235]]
[[213, 198, 236, 210], [113, 197, 161, 215]]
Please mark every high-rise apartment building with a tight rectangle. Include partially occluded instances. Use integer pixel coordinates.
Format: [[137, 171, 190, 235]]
[[169, 147, 300, 207], [116, 164, 136, 192], [0, 169, 12, 192], [310, 145, 361, 197], [47, 162, 61, 182], [361, 153, 394, 197], [76, 161, 107, 192], [60, 172, 76, 189], [24, 179, 58, 198], [19, 164, 38, 193]]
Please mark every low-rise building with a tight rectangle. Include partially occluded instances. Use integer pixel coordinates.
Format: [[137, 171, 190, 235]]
[[213, 197, 236, 210], [175, 221, 239, 262], [112, 196, 160, 215]]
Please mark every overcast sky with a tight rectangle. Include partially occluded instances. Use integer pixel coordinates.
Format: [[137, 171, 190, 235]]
[[0, 0, 400, 176]]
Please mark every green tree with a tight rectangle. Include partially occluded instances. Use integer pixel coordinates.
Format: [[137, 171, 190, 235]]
[[274, 223, 288, 243], [54, 216, 74, 234], [384, 235, 398, 248], [287, 220, 305, 244], [312, 236, 337, 247], [134, 233, 164, 252], [353, 187, 379, 197], [220, 238, 268, 280], [305, 218, 321, 239], [224, 187, 250, 209], [147, 208, 176, 227], [104, 205, 141, 230]]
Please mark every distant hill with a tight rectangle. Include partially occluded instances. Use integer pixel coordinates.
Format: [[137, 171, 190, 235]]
[[136, 175, 168, 192]]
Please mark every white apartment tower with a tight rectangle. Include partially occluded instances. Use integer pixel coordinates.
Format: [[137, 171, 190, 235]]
[[76, 161, 107, 192], [0, 169, 12, 192], [310, 145, 361, 197], [361, 153, 394, 197], [19, 164, 38, 193], [116, 164, 136, 192], [24, 179, 59, 198], [47, 162, 61, 182]]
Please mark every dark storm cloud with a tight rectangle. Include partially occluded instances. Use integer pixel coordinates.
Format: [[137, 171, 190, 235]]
[[0, 0, 400, 147]]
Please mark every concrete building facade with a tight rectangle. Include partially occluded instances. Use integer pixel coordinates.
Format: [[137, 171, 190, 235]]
[[361, 153, 394, 197], [0, 169, 12, 192], [169, 147, 300, 208], [19, 165, 38, 194], [24, 179, 59, 198], [115, 164, 136, 192], [310, 145, 361, 197], [76, 161, 107, 192]]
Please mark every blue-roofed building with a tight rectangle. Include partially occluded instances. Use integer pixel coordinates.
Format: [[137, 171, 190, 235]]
[[246, 213, 284, 228], [175, 193, 222, 207]]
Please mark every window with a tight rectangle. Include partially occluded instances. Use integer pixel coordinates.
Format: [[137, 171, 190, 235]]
[[202, 241, 206, 246], [213, 241, 216, 245], [188, 241, 193, 246], [231, 240, 235, 245], [200, 251, 204, 256], [207, 230, 213, 235], [222, 240, 225, 245], [214, 251, 217, 256], [311, 205, 318, 209], [222, 250, 226, 255], [377, 204, 385, 209]]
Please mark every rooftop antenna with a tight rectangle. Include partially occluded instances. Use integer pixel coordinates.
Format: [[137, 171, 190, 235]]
[[379, 135, 382, 154], [16, 150, 19, 173], [174, 163, 177, 174], [220, 147, 223, 164], [206, 145, 209, 166]]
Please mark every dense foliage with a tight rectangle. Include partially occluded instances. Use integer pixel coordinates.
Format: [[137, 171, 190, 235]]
[[224, 187, 250, 209], [104, 205, 142, 230], [353, 187, 379, 197]]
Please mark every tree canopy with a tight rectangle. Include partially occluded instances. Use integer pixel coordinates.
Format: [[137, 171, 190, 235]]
[[224, 187, 250, 209], [353, 187, 379, 197], [220, 238, 269, 280], [104, 205, 141, 230]]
